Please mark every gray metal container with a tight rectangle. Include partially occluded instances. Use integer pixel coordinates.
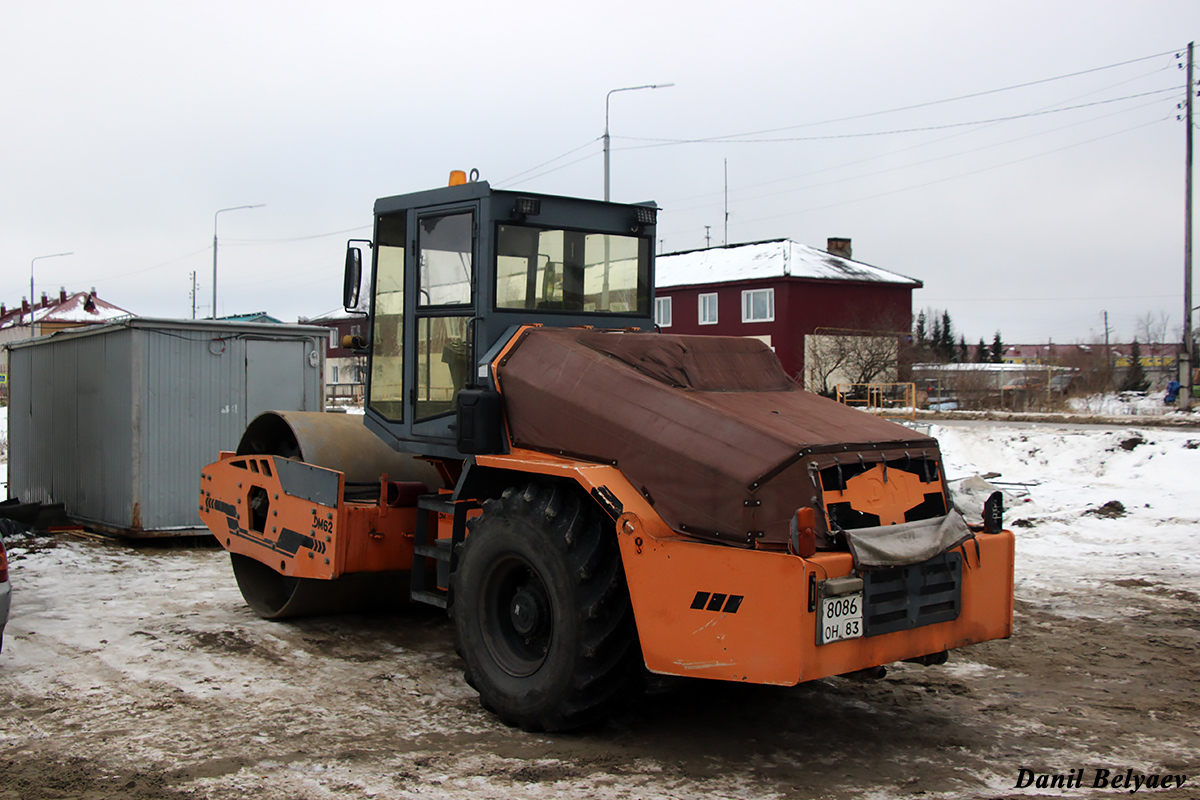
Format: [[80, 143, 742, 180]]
[[6, 318, 326, 536]]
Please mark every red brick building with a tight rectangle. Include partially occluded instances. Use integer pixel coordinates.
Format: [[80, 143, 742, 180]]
[[654, 238, 921, 385], [299, 312, 368, 403]]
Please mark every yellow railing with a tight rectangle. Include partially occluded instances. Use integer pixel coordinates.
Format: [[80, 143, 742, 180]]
[[834, 382, 916, 421]]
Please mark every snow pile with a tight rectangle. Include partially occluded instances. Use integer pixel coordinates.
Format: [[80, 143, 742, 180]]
[[934, 423, 1200, 616], [1068, 391, 1183, 417]]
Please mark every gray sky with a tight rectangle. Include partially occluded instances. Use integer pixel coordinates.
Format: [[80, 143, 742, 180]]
[[3, 0, 1197, 345]]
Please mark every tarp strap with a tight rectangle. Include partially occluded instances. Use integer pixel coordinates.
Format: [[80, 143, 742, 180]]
[[958, 533, 982, 570]]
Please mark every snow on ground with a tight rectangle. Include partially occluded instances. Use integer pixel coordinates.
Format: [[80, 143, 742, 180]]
[[933, 421, 1200, 618], [1, 415, 1198, 798], [1067, 390, 1187, 417]]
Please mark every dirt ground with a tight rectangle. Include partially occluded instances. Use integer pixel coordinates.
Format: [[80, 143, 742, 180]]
[[0, 531, 1196, 800]]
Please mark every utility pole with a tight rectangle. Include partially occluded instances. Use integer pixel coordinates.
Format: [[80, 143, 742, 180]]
[[704, 226, 711, 248], [1183, 42, 1195, 409], [190, 271, 197, 319], [1103, 310, 1113, 391]]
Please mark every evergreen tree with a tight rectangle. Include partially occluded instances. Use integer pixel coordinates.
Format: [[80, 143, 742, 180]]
[[914, 308, 965, 363], [1120, 339, 1150, 392], [990, 331, 1004, 364], [913, 311, 929, 362], [975, 338, 989, 363], [940, 311, 954, 360]]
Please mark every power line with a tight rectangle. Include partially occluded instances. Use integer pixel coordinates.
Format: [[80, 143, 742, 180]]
[[496, 137, 601, 186], [661, 64, 1177, 210], [495, 49, 1180, 205], [224, 224, 369, 245], [98, 245, 212, 280], [662, 114, 1168, 239], [666, 96, 1168, 216], [669, 48, 1180, 144], [619, 87, 1180, 147], [498, 149, 602, 189]]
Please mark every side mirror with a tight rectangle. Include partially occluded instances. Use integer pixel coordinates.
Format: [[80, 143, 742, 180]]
[[343, 247, 362, 310]]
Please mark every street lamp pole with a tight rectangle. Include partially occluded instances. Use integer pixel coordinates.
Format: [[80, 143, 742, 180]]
[[29, 251, 74, 337], [601, 83, 673, 310], [212, 204, 264, 319], [603, 83, 674, 202]]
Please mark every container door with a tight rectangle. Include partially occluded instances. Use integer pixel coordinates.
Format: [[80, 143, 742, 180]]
[[246, 339, 307, 423]]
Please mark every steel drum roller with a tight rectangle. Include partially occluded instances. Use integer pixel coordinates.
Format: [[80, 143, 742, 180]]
[[230, 411, 443, 618]]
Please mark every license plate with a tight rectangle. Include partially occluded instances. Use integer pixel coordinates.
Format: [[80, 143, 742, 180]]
[[819, 592, 863, 644]]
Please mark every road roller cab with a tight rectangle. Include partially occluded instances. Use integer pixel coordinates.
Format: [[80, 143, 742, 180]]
[[199, 175, 1015, 733], [341, 178, 656, 460]]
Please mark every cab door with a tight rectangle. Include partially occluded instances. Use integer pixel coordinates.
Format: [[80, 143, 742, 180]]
[[408, 205, 477, 444]]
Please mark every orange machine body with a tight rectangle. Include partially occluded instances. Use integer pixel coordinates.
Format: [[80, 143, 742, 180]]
[[199, 452, 419, 580], [201, 445, 1013, 686], [473, 450, 1014, 686]]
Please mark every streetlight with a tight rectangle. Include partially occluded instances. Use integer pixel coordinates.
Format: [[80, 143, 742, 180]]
[[603, 83, 674, 201], [29, 251, 73, 337], [212, 204, 264, 319]]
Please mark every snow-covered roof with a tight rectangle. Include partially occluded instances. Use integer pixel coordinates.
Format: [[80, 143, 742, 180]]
[[30, 291, 130, 324], [4, 291, 132, 329], [912, 362, 1035, 373], [656, 239, 921, 289]]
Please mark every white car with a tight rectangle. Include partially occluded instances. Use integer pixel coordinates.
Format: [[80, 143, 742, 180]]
[[0, 539, 9, 652]]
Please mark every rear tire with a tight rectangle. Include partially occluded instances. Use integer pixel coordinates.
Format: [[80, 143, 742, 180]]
[[450, 482, 640, 731]]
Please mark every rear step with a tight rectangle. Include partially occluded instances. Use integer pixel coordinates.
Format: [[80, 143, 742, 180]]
[[410, 494, 477, 608]]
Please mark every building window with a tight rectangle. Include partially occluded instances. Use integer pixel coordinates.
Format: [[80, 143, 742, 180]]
[[329, 329, 338, 349], [332, 365, 339, 383], [741, 288, 774, 323], [655, 296, 672, 327], [698, 293, 718, 325]]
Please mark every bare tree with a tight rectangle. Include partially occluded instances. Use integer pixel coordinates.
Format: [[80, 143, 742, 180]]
[[844, 333, 900, 385], [805, 335, 851, 395], [1137, 311, 1170, 349], [1057, 340, 1112, 399], [806, 313, 907, 394]]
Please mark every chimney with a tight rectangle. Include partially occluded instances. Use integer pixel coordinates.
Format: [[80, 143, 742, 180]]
[[59, 286, 67, 303], [826, 238, 852, 259], [1, 304, 6, 316], [22, 299, 29, 314], [40, 291, 50, 308]]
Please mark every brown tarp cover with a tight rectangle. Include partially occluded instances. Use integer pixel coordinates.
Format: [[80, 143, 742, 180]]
[[497, 328, 940, 548]]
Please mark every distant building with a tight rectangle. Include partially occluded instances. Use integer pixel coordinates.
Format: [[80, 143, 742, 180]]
[[654, 238, 921, 390], [299, 312, 368, 404], [0, 288, 131, 338], [1001, 341, 1181, 390], [0, 289, 133, 398]]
